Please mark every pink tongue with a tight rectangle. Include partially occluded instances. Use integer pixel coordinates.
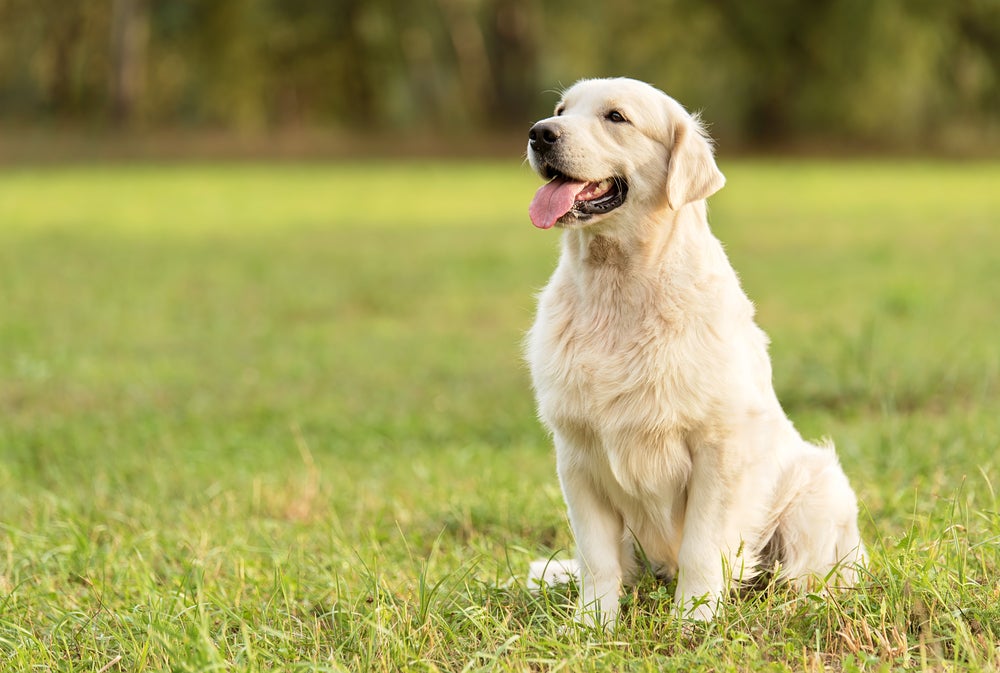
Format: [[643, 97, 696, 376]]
[[529, 177, 589, 229]]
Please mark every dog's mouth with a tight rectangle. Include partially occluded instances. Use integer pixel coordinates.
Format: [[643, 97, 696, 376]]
[[528, 170, 628, 230]]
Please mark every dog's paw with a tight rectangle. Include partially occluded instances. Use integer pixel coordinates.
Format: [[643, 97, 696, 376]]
[[527, 558, 580, 592]]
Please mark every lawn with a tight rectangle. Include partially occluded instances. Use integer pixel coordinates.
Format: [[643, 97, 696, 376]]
[[1, 158, 999, 671]]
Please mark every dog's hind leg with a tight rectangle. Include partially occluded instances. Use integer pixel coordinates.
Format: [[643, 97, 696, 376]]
[[773, 442, 866, 588]]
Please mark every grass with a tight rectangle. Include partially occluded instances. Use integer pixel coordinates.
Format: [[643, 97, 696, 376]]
[[1, 158, 999, 671]]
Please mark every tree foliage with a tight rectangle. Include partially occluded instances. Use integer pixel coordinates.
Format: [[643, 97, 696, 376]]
[[0, 0, 996, 148]]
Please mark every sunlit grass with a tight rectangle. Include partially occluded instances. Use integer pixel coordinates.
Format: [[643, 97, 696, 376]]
[[1, 159, 999, 671]]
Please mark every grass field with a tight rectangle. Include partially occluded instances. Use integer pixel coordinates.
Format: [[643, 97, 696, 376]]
[[1, 158, 999, 671]]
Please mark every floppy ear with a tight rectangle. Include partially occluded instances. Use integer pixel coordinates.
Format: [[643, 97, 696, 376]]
[[665, 116, 726, 210]]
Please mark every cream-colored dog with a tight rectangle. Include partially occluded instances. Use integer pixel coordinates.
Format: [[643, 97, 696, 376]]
[[524, 78, 866, 626]]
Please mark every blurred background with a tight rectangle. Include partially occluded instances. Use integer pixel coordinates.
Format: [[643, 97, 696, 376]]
[[1, 0, 998, 160]]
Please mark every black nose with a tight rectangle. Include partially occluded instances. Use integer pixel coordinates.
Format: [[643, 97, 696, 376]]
[[528, 122, 561, 153]]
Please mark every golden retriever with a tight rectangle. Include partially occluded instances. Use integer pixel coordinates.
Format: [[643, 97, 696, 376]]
[[524, 78, 866, 626]]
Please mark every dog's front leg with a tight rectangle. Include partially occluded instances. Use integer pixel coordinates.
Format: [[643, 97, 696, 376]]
[[557, 452, 624, 628], [674, 440, 760, 621]]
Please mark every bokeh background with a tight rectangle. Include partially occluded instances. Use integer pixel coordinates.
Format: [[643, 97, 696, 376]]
[[1, 0, 998, 158]]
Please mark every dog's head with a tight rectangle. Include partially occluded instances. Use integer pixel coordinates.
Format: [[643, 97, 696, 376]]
[[527, 78, 725, 230]]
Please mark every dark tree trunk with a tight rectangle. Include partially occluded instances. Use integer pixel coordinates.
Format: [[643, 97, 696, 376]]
[[485, 0, 539, 129], [48, 9, 82, 116]]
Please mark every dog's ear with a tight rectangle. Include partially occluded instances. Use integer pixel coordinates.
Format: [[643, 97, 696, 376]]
[[665, 115, 725, 210]]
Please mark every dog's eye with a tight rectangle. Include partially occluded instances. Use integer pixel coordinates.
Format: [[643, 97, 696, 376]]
[[555, 105, 565, 116], [606, 110, 628, 123]]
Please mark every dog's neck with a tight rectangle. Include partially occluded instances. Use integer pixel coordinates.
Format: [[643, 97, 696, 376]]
[[585, 233, 629, 269], [560, 200, 711, 276]]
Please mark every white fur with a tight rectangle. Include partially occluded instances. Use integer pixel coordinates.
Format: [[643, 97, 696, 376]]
[[528, 558, 581, 592], [525, 78, 866, 626]]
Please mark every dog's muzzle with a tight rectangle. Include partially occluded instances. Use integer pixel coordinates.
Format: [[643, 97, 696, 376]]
[[526, 119, 628, 229]]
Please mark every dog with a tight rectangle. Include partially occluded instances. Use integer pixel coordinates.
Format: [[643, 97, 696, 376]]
[[524, 77, 866, 626]]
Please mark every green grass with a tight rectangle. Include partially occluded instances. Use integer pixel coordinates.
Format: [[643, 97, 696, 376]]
[[1, 158, 999, 671]]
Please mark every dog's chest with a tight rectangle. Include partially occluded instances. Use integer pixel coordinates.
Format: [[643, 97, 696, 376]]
[[528, 272, 718, 434], [527, 268, 727, 516]]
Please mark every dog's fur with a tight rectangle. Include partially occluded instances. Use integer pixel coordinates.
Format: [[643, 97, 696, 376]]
[[525, 78, 866, 626]]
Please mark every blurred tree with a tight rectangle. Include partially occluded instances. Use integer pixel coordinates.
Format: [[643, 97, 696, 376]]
[[0, 0, 110, 120], [948, 0, 1000, 140], [698, 0, 842, 141], [110, 0, 149, 126], [44, 1, 84, 116], [484, 0, 540, 128], [438, 0, 492, 123], [0, 0, 994, 150], [189, 0, 270, 130]]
